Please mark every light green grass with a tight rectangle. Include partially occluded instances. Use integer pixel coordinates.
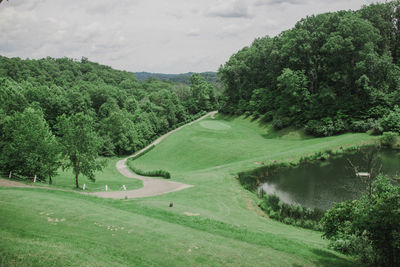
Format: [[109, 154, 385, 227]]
[[0, 115, 378, 266], [133, 115, 378, 174], [0, 188, 351, 266], [19, 158, 142, 192]]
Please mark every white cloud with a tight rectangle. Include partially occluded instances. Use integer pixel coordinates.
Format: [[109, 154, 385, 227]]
[[255, 0, 308, 6], [0, 0, 388, 73], [187, 28, 201, 37], [205, 0, 253, 18]]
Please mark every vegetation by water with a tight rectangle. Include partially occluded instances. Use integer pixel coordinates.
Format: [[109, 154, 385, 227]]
[[321, 175, 400, 266], [219, 1, 400, 137]]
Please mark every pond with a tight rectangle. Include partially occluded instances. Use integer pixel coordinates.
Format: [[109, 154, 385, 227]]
[[259, 148, 400, 210]]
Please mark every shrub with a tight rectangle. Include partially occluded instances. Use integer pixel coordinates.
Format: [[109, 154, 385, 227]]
[[350, 120, 370, 132], [381, 106, 400, 133], [380, 131, 398, 147], [305, 118, 335, 137], [129, 166, 171, 179], [259, 193, 323, 231], [272, 116, 291, 130]]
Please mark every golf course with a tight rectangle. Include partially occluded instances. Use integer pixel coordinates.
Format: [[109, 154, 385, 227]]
[[0, 113, 378, 266]]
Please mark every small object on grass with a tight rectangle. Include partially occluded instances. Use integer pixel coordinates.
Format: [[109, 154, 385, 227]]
[[125, 196, 128, 200], [9, 171, 12, 179], [169, 202, 173, 207], [34, 175, 37, 183], [105, 185, 108, 191], [82, 184, 86, 190], [122, 184, 126, 191]]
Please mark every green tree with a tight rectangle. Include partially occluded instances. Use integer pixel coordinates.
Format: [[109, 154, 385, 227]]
[[0, 108, 60, 183], [56, 113, 105, 188], [322, 175, 400, 266]]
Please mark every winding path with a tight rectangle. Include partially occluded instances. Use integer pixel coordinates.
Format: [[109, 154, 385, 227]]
[[0, 111, 217, 199], [87, 111, 217, 199]]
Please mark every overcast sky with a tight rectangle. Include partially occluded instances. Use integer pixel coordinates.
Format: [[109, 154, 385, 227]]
[[0, 0, 386, 73]]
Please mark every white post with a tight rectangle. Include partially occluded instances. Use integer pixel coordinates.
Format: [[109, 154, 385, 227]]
[[33, 175, 37, 183], [9, 171, 12, 179], [83, 184, 86, 190], [105, 185, 108, 191], [123, 185, 126, 191]]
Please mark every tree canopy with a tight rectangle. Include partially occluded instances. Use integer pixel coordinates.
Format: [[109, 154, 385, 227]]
[[0, 56, 218, 182], [218, 1, 400, 136]]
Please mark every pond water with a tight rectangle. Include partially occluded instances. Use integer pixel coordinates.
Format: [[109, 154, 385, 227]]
[[260, 148, 400, 210]]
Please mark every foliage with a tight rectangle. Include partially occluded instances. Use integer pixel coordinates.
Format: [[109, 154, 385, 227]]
[[258, 193, 324, 231], [0, 56, 217, 157], [134, 71, 221, 88], [56, 113, 105, 188], [127, 146, 171, 179], [321, 175, 400, 266], [128, 164, 171, 179], [0, 108, 60, 182], [380, 131, 398, 147], [218, 1, 400, 136]]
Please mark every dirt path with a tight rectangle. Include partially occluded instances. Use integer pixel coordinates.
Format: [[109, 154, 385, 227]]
[[88, 111, 217, 199], [0, 178, 34, 188]]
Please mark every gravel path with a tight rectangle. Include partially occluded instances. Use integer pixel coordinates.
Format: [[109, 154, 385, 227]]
[[88, 111, 217, 199]]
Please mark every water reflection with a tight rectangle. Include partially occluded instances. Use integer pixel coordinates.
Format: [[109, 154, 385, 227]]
[[259, 149, 400, 210]]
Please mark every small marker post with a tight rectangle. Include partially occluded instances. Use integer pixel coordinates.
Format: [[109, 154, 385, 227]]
[[123, 185, 126, 191], [83, 184, 86, 190], [33, 175, 37, 183], [105, 185, 108, 191], [9, 171, 12, 179]]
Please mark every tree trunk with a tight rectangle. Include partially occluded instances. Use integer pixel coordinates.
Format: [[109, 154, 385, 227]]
[[49, 176, 52, 185], [75, 173, 79, 188]]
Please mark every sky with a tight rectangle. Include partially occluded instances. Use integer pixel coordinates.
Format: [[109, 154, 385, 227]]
[[0, 0, 386, 74]]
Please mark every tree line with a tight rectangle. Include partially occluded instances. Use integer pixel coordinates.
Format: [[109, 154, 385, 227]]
[[219, 1, 400, 136], [0, 56, 219, 186]]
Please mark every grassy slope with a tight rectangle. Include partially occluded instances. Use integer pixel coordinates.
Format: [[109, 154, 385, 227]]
[[0, 115, 378, 266]]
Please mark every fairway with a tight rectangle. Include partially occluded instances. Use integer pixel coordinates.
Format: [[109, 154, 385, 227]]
[[0, 114, 378, 266]]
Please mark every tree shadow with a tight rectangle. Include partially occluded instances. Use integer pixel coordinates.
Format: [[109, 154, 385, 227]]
[[310, 248, 355, 267]]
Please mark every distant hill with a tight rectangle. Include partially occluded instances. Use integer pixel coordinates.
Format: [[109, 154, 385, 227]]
[[134, 71, 220, 87]]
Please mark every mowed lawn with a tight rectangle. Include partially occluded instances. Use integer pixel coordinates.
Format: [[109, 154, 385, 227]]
[[0, 114, 378, 266], [17, 158, 143, 193]]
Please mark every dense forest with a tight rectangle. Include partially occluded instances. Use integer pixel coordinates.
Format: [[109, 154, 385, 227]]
[[134, 71, 220, 86], [219, 1, 400, 136], [0, 56, 218, 181]]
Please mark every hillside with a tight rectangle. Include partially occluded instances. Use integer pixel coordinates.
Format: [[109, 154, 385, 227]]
[[0, 114, 378, 266]]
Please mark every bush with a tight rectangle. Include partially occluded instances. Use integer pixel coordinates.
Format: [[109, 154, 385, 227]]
[[272, 116, 291, 130], [129, 166, 171, 179], [380, 131, 398, 147], [305, 118, 335, 137], [259, 193, 324, 231], [350, 120, 370, 132], [381, 106, 400, 133]]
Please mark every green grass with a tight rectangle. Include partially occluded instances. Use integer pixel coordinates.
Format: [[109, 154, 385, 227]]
[[16, 158, 142, 192], [0, 114, 378, 266]]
